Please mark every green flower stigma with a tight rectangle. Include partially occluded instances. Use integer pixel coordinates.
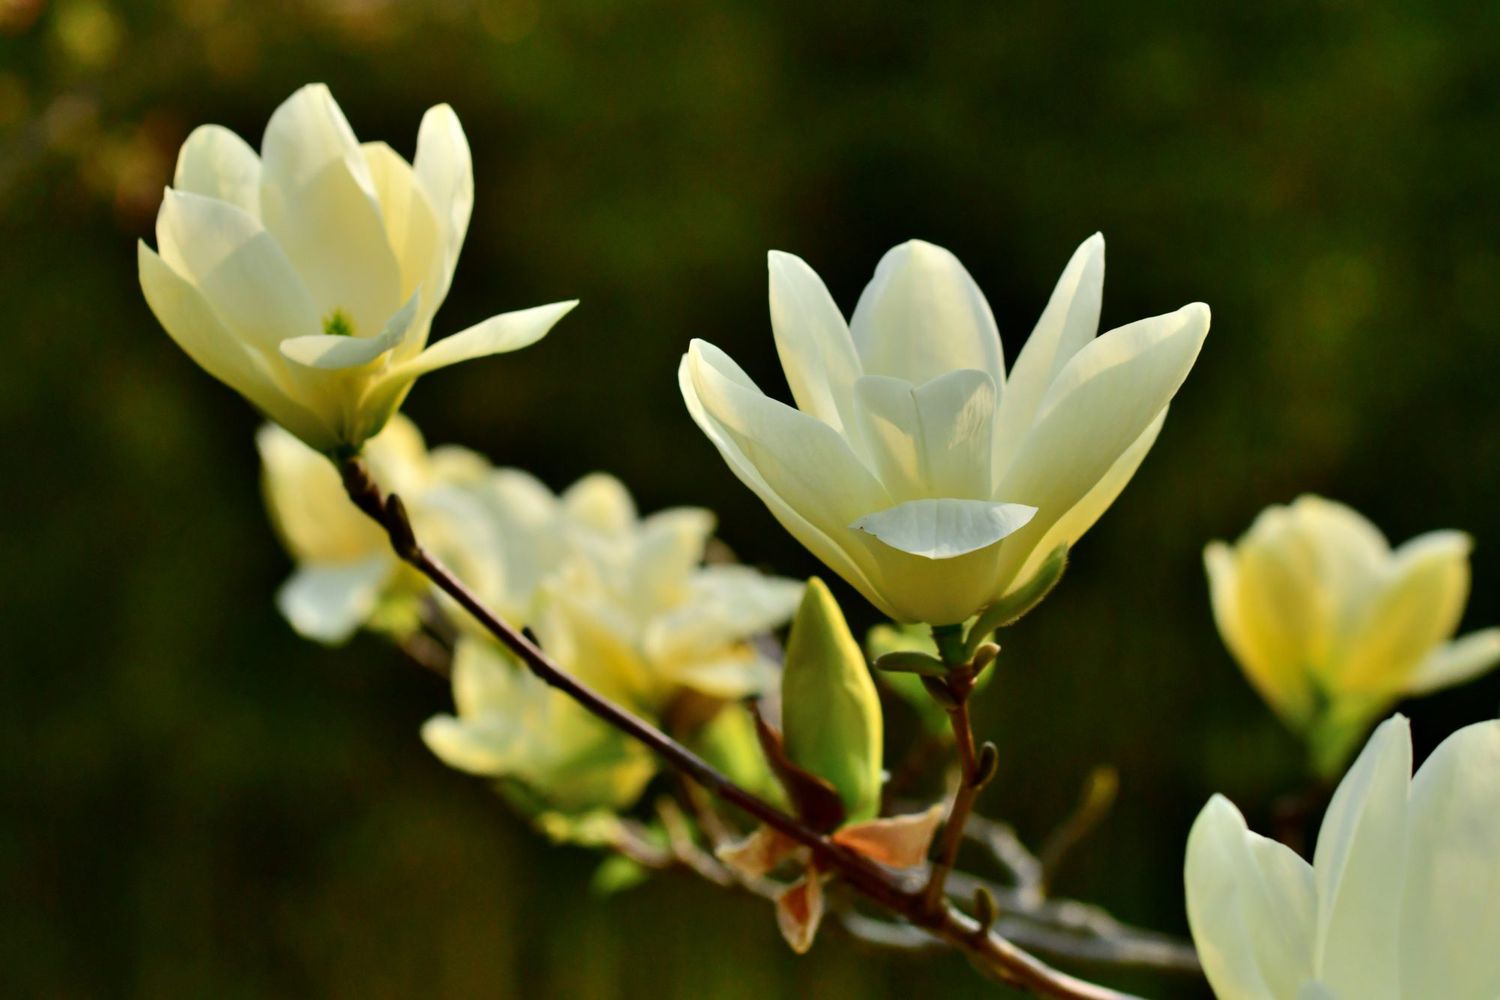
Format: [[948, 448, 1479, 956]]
[[323, 308, 355, 337]]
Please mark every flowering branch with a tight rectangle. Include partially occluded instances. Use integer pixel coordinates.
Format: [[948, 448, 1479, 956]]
[[340, 455, 1148, 1000]]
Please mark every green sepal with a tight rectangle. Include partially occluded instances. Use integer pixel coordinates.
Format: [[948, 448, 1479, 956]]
[[964, 544, 1069, 658], [873, 650, 951, 677], [781, 578, 884, 823]]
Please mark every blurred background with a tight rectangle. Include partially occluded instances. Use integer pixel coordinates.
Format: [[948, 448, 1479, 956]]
[[3, 0, 1498, 996]]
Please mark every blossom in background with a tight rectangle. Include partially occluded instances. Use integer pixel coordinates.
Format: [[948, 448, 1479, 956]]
[[258, 415, 490, 644], [1205, 495, 1500, 775], [1185, 714, 1500, 999], [420, 469, 804, 813], [681, 235, 1209, 625], [140, 83, 575, 454]]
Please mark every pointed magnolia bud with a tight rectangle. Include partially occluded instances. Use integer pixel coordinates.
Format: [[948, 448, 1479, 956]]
[[781, 578, 884, 823]]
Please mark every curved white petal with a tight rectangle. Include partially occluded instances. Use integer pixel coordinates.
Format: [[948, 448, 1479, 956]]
[[1399, 720, 1500, 999], [768, 250, 862, 432], [280, 291, 420, 370], [1185, 795, 1317, 1000], [361, 141, 444, 331], [397, 299, 575, 380], [1335, 531, 1472, 693], [852, 498, 1035, 559], [562, 471, 638, 536], [990, 303, 1209, 591], [849, 240, 1005, 389], [992, 233, 1104, 472], [413, 102, 473, 296], [275, 555, 392, 645], [680, 341, 892, 611], [173, 124, 261, 216], [139, 242, 331, 448], [852, 369, 997, 501], [156, 189, 321, 356], [1311, 715, 1410, 1000], [259, 84, 401, 334], [421, 714, 518, 776], [1406, 628, 1500, 695]]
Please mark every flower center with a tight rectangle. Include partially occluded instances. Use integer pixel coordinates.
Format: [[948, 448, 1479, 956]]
[[322, 308, 355, 337]]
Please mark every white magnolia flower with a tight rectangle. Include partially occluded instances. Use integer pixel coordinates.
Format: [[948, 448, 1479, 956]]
[[1206, 496, 1500, 774], [140, 83, 575, 454], [681, 235, 1210, 624], [258, 415, 490, 644], [1185, 714, 1500, 1000], [459, 470, 806, 706]]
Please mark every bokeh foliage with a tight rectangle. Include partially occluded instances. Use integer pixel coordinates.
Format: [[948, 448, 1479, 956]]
[[2, 0, 1498, 996]]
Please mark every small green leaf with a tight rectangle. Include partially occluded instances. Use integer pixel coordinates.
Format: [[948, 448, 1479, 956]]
[[965, 544, 1069, 657], [592, 854, 650, 895], [873, 650, 951, 677], [782, 578, 884, 823]]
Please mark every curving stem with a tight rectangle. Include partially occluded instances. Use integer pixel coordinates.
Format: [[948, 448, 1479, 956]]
[[340, 456, 1146, 1000]]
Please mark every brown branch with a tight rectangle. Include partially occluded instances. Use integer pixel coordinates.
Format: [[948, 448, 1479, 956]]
[[340, 456, 1145, 1000], [921, 665, 989, 914]]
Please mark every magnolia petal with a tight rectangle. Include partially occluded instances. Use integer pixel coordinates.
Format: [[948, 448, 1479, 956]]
[[991, 304, 1209, 592], [1406, 628, 1500, 696], [852, 498, 1036, 560], [398, 300, 576, 380], [1286, 496, 1389, 619], [451, 636, 527, 718], [1185, 795, 1318, 1000], [259, 84, 402, 335], [992, 233, 1104, 473], [413, 103, 474, 292], [849, 240, 1005, 390], [1311, 715, 1410, 1000], [680, 341, 892, 612], [420, 714, 516, 776], [275, 555, 392, 645], [716, 825, 804, 879], [562, 471, 638, 536], [775, 874, 825, 955], [280, 292, 420, 371], [1205, 537, 1320, 728], [361, 141, 444, 324], [832, 804, 943, 868], [1007, 408, 1163, 591], [1398, 720, 1500, 999], [139, 242, 332, 448], [768, 250, 862, 432], [1336, 531, 1472, 694], [852, 369, 997, 501], [173, 124, 261, 215], [155, 189, 322, 356]]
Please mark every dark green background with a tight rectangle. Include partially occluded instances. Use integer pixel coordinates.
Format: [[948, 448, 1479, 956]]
[[3, 0, 1497, 996]]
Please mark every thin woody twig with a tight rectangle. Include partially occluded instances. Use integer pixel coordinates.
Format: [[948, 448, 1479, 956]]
[[341, 456, 1148, 1000]]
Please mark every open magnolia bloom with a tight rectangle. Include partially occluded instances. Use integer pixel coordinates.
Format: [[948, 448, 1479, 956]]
[[1185, 715, 1500, 1000], [681, 235, 1210, 625], [1205, 496, 1500, 775], [258, 415, 490, 644], [140, 83, 575, 454]]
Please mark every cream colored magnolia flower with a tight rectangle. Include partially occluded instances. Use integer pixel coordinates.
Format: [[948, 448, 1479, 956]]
[[140, 83, 575, 454], [1205, 496, 1500, 774], [258, 415, 489, 644], [1185, 714, 1500, 1000], [422, 471, 804, 812], [458, 470, 806, 706], [681, 235, 1210, 625]]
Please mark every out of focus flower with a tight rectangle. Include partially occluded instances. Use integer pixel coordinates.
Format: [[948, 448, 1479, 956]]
[[258, 415, 487, 643], [418, 469, 803, 813], [1185, 714, 1500, 999], [1205, 496, 1500, 775], [140, 83, 573, 454], [681, 235, 1209, 625]]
